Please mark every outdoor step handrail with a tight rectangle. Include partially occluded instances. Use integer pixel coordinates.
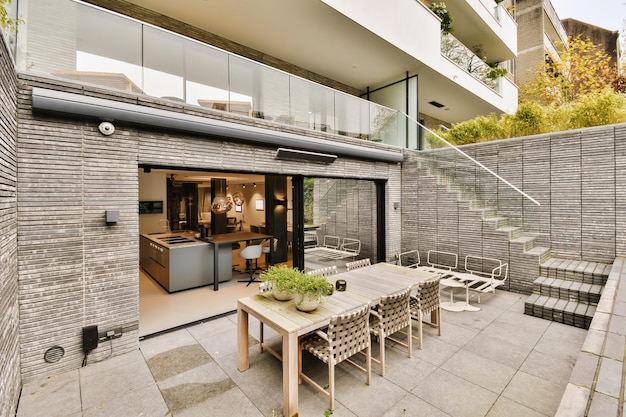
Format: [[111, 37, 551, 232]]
[[416, 121, 541, 207]]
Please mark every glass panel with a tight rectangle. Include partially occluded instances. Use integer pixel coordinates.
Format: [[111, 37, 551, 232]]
[[143, 26, 184, 101], [304, 178, 378, 273], [16, 0, 143, 93], [335, 92, 369, 140], [184, 40, 232, 110], [369, 102, 399, 145], [229, 54, 289, 122], [289, 77, 335, 133]]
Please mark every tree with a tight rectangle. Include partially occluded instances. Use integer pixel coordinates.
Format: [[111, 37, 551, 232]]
[[0, 0, 18, 32], [520, 36, 617, 105]]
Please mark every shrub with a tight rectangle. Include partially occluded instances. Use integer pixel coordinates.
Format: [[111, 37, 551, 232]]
[[568, 88, 626, 129], [443, 113, 504, 145]]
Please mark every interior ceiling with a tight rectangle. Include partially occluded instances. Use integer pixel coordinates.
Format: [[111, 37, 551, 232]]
[[123, 0, 505, 123]]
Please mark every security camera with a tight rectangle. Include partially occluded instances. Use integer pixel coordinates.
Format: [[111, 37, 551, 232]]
[[98, 121, 115, 136]]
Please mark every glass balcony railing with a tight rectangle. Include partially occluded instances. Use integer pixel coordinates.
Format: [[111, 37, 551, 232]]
[[441, 34, 501, 91], [13, 0, 416, 148]]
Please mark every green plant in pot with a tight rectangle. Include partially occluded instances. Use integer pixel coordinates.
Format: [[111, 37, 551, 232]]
[[292, 273, 335, 312], [260, 265, 302, 301]]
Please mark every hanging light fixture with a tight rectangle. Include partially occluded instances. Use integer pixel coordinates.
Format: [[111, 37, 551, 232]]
[[211, 196, 232, 214], [232, 191, 245, 206]]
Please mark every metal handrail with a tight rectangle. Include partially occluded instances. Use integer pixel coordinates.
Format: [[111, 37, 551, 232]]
[[416, 120, 541, 207]]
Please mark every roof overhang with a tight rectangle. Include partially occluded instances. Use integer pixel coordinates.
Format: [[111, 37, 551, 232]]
[[31, 87, 403, 164]]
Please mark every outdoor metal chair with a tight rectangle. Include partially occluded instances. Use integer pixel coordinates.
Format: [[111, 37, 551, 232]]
[[397, 250, 420, 268]]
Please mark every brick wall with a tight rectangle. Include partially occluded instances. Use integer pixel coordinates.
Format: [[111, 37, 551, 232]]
[[0, 31, 20, 417], [15, 75, 402, 382], [401, 124, 626, 294]]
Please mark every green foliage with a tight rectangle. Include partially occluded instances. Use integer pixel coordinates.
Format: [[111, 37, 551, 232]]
[[304, 177, 314, 225], [439, 89, 626, 145], [569, 88, 626, 129], [292, 273, 334, 302], [260, 265, 334, 302], [506, 101, 545, 137], [260, 265, 305, 293], [430, 2, 453, 35], [0, 0, 20, 32], [442, 113, 504, 145], [521, 36, 617, 105]]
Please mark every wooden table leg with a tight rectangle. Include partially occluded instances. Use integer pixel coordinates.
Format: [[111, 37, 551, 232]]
[[282, 332, 299, 417], [237, 308, 249, 371]]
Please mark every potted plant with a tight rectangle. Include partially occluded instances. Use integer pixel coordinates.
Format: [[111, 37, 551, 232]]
[[260, 265, 301, 301], [291, 273, 335, 312]]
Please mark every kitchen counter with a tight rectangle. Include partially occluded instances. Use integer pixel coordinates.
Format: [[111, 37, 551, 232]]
[[140, 231, 222, 293]]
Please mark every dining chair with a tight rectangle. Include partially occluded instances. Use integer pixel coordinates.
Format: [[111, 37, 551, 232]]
[[409, 277, 441, 349], [368, 287, 412, 376], [237, 244, 263, 286], [345, 258, 371, 271], [261, 238, 277, 269], [306, 265, 338, 277], [299, 303, 371, 411]]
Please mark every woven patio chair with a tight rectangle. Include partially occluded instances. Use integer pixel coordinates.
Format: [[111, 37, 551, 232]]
[[369, 287, 412, 376], [409, 276, 441, 349], [299, 303, 371, 411], [345, 258, 371, 271], [306, 265, 338, 277]]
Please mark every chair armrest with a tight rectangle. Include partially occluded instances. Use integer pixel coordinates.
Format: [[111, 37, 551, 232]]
[[314, 330, 328, 340]]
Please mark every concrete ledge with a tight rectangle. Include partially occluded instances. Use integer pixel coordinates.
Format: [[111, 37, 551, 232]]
[[555, 257, 626, 417]]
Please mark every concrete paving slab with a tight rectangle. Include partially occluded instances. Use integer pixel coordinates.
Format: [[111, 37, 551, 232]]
[[16, 370, 81, 417]]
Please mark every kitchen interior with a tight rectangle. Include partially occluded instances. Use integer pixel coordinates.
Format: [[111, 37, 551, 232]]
[[138, 167, 297, 336]]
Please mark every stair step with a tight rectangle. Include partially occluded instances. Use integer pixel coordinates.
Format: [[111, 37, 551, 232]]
[[539, 259, 610, 285], [497, 226, 523, 240], [524, 294, 595, 329], [533, 277, 603, 304], [510, 235, 536, 252]]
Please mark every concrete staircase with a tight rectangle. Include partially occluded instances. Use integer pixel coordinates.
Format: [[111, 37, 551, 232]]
[[524, 258, 610, 329], [419, 156, 611, 329]]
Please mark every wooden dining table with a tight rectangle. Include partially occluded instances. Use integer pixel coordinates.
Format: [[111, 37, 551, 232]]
[[237, 262, 439, 417]]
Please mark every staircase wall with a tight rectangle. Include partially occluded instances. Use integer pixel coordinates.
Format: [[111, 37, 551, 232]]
[[400, 123, 626, 293]]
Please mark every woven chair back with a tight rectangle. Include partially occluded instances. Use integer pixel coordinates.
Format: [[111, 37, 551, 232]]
[[345, 258, 371, 271], [377, 287, 411, 336], [415, 277, 440, 315], [306, 265, 338, 277], [327, 304, 371, 365]]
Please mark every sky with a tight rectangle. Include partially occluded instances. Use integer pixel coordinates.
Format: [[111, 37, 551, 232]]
[[550, 0, 625, 32]]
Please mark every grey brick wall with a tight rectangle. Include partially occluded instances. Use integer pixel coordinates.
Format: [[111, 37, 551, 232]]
[[0, 32, 20, 417], [402, 124, 626, 294], [15, 74, 402, 382]]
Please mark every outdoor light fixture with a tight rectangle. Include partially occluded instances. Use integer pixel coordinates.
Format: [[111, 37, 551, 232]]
[[275, 147, 337, 164]]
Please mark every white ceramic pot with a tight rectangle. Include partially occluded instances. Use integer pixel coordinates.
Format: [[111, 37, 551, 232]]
[[273, 290, 293, 301], [294, 293, 320, 312]]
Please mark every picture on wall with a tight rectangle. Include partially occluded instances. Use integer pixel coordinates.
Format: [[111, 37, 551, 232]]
[[255, 199, 264, 211]]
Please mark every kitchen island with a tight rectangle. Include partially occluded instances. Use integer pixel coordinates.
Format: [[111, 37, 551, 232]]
[[140, 231, 231, 292]]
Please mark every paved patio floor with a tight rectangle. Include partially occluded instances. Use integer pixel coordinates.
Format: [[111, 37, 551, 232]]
[[16, 290, 586, 417]]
